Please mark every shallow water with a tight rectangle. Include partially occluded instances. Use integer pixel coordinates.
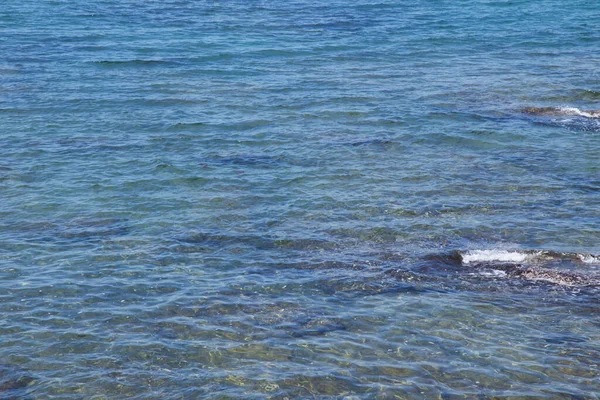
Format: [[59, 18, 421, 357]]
[[2, 0, 600, 398]]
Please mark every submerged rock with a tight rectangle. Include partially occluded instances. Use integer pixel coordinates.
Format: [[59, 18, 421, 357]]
[[481, 263, 599, 287], [0, 365, 35, 399]]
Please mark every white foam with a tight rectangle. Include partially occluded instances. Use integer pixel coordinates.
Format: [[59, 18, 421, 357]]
[[461, 249, 531, 265], [478, 269, 508, 278], [461, 249, 600, 266], [557, 107, 600, 118], [578, 254, 600, 264]]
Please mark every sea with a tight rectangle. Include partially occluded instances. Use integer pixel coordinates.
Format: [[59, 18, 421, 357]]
[[2, 0, 600, 398]]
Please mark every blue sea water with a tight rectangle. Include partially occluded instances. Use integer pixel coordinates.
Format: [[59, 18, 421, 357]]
[[2, 0, 600, 398]]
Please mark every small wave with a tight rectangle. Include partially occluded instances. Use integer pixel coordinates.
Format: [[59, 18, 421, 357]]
[[556, 107, 600, 118], [91, 59, 176, 67], [456, 249, 600, 287], [459, 249, 600, 266], [461, 249, 532, 264], [168, 119, 271, 132], [522, 106, 600, 119], [578, 254, 600, 264]]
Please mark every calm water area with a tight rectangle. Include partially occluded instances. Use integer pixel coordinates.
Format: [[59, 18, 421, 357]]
[[2, 0, 600, 398]]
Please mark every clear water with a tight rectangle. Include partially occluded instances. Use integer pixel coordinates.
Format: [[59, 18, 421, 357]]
[[2, 0, 600, 398]]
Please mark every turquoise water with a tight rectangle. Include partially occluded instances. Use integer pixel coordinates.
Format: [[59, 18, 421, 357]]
[[2, 0, 600, 398]]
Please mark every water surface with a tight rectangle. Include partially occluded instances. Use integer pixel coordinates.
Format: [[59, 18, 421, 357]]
[[2, 0, 600, 398]]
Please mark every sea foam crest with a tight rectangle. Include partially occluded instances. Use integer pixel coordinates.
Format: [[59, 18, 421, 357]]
[[460, 249, 533, 265], [578, 254, 600, 264], [557, 107, 600, 118], [523, 106, 600, 119], [460, 249, 600, 266]]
